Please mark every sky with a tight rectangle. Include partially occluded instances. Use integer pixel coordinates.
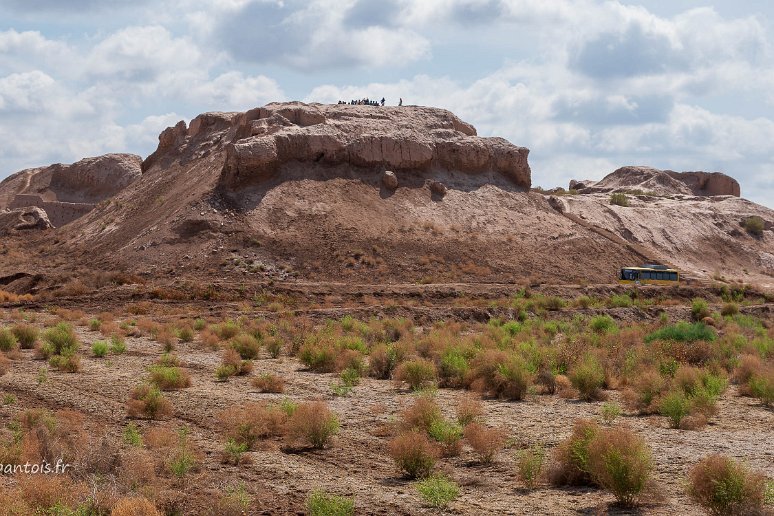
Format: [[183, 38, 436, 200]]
[[1, 0, 773, 208]]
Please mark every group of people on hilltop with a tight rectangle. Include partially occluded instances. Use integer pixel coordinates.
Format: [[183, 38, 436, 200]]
[[337, 97, 403, 106]]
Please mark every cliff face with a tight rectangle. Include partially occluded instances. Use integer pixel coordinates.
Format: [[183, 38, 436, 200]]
[[140, 102, 531, 191]]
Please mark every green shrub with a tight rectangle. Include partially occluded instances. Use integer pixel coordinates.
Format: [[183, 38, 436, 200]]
[[193, 318, 206, 331], [11, 323, 37, 349], [389, 431, 438, 479], [549, 419, 599, 486], [590, 315, 617, 334], [743, 216, 765, 237], [148, 365, 191, 390], [41, 323, 79, 357], [688, 454, 767, 516], [231, 334, 260, 359], [416, 475, 459, 509], [720, 302, 739, 317], [439, 349, 469, 388], [570, 355, 606, 401], [223, 438, 249, 465], [659, 390, 691, 428], [299, 343, 337, 373], [610, 193, 630, 207], [178, 325, 194, 343], [644, 322, 716, 343], [600, 402, 622, 425], [216, 364, 237, 381], [266, 337, 283, 358], [110, 335, 126, 354], [588, 427, 653, 506], [608, 294, 633, 308], [0, 328, 19, 352], [307, 490, 354, 516], [394, 358, 437, 391], [428, 419, 463, 457], [123, 423, 143, 447], [517, 445, 545, 488], [748, 370, 774, 406], [691, 298, 711, 321], [127, 383, 172, 419], [88, 318, 101, 331], [493, 355, 531, 401], [91, 340, 108, 358]]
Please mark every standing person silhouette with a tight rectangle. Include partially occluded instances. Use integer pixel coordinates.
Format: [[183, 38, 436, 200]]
[[399, 98, 403, 106], [380, 97, 385, 106]]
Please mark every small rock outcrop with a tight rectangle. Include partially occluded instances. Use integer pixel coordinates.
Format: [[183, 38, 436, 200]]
[[382, 170, 398, 190], [571, 166, 741, 197], [200, 102, 532, 190], [0, 207, 52, 234], [430, 181, 447, 197]]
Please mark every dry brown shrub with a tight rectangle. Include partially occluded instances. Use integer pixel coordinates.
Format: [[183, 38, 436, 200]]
[[127, 384, 173, 420], [200, 328, 221, 349], [680, 413, 709, 430], [119, 448, 157, 491], [456, 395, 484, 426], [0, 289, 34, 302], [388, 430, 439, 479], [111, 496, 162, 516], [0, 353, 10, 376], [464, 423, 506, 464], [155, 326, 176, 351], [218, 403, 285, 449], [733, 354, 764, 389], [11, 322, 38, 349], [285, 401, 339, 449], [144, 427, 178, 450], [368, 345, 394, 379], [622, 369, 667, 414], [334, 348, 365, 374], [400, 396, 442, 433], [688, 454, 767, 516], [19, 409, 87, 466], [555, 374, 576, 398], [0, 490, 31, 514], [100, 321, 122, 338], [252, 373, 285, 393], [135, 318, 160, 336], [19, 474, 85, 512]]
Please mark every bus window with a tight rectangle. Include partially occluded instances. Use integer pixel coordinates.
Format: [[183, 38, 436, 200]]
[[670, 272, 678, 281]]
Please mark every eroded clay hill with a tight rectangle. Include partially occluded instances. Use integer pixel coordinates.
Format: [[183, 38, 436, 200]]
[[556, 167, 774, 288], [37, 102, 643, 285], [0, 154, 141, 229], [0, 102, 772, 289]]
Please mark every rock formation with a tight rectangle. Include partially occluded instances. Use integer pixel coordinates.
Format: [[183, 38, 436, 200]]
[[382, 171, 398, 190], [0, 153, 142, 228], [570, 166, 741, 197], [163, 103, 535, 190], [0, 206, 52, 234]]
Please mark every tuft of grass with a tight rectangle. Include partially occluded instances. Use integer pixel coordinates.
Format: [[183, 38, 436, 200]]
[[252, 373, 285, 393], [610, 192, 630, 207], [110, 335, 127, 354], [91, 340, 108, 358], [743, 216, 765, 237], [127, 383, 172, 420], [416, 475, 460, 509], [123, 423, 143, 447], [148, 365, 191, 390], [549, 419, 599, 486], [601, 402, 622, 425], [464, 423, 506, 464], [307, 490, 355, 516], [0, 328, 19, 352], [11, 323, 38, 349], [691, 298, 711, 321], [517, 445, 545, 488], [589, 315, 617, 334]]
